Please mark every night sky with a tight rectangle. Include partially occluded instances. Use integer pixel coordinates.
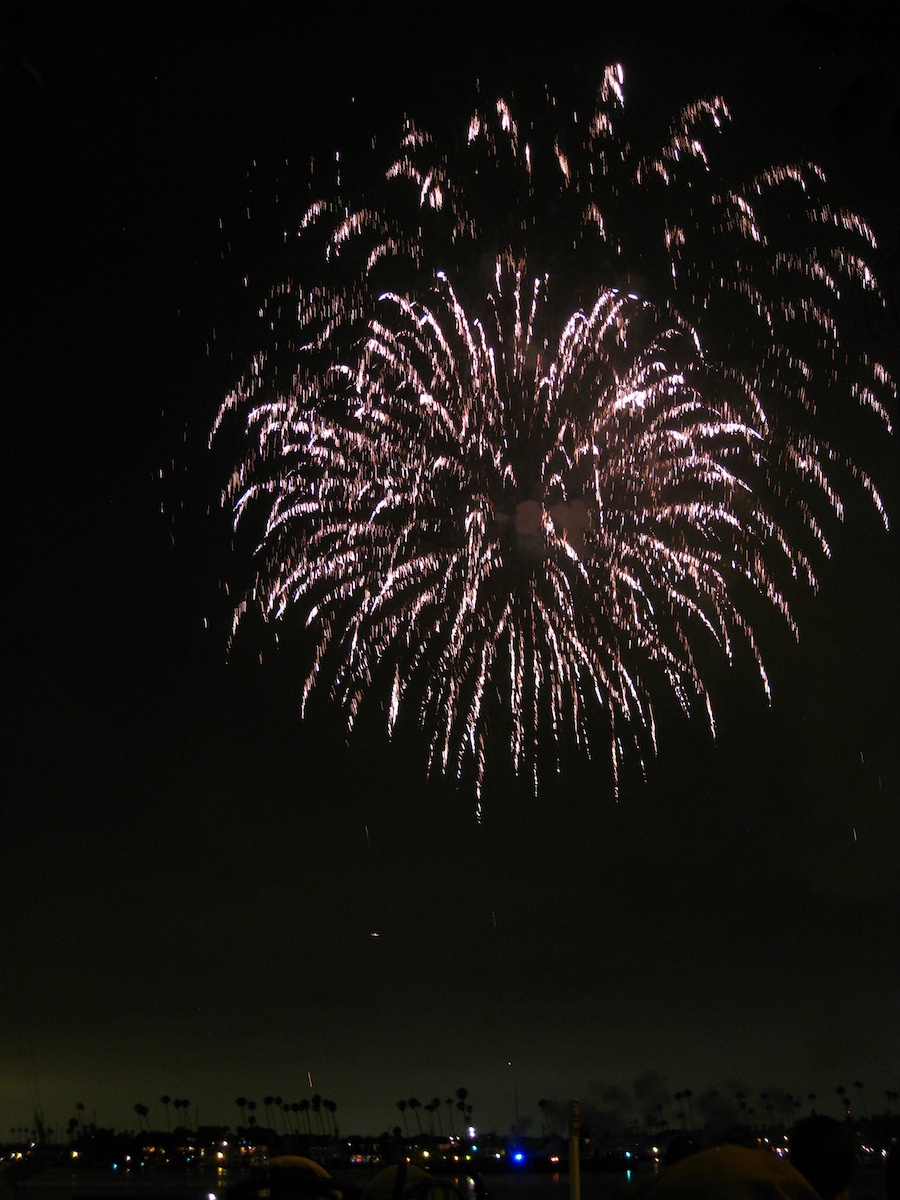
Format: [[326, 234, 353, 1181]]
[[3, 4, 898, 1141]]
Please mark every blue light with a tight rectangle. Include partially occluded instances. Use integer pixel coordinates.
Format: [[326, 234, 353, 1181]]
[[513, 1152, 525, 1163]]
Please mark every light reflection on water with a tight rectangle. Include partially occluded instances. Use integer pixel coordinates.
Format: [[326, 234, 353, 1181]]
[[14, 1162, 888, 1200], [15, 1166, 640, 1200]]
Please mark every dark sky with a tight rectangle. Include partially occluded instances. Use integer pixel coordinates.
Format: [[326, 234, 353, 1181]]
[[3, 4, 898, 1140]]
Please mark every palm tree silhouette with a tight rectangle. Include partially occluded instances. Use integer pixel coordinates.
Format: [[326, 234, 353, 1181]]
[[445, 1097, 455, 1135], [853, 1082, 868, 1119], [408, 1098, 423, 1135], [396, 1100, 409, 1138], [160, 1095, 172, 1131], [430, 1097, 444, 1136], [236, 1097, 248, 1127], [702, 1090, 719, 1129], [133, 1103, 149, 1131]]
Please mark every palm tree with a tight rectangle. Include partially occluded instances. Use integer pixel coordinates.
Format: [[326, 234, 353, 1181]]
[[134, 1103, 149, 1132], [312, 1094, 324, 1136], [160, 1095, 172, 1131], [396, 1100, 409, 1138], [263, 1096, 275, 1131], [299, 1098, 311, 1134], [408, 1098, 423, 1135], [700, 1090, 719, 1129], [236, 1097, 248, 1127], [445, 1097, 455, 1135], [430, 1097, 444, 1136], [836, 1086, 849, 1116], [455, 1088, 470, 1133], [682, 1089, 695, 1130], [853, 1082, 868, 1120]]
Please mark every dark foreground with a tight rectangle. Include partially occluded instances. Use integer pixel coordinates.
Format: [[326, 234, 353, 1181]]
[[11, 1162, 890, 1200], [5, 1166, 639, 1200]]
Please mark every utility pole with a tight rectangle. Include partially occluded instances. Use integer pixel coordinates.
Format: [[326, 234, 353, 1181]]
[[569, 1099, 581, 1200]]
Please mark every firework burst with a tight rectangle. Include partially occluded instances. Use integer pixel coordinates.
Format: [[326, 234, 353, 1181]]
[[214, 65, 893, 809]]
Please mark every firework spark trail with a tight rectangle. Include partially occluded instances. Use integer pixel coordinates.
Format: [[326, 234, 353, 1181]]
[[214, 65, 894, 810]]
